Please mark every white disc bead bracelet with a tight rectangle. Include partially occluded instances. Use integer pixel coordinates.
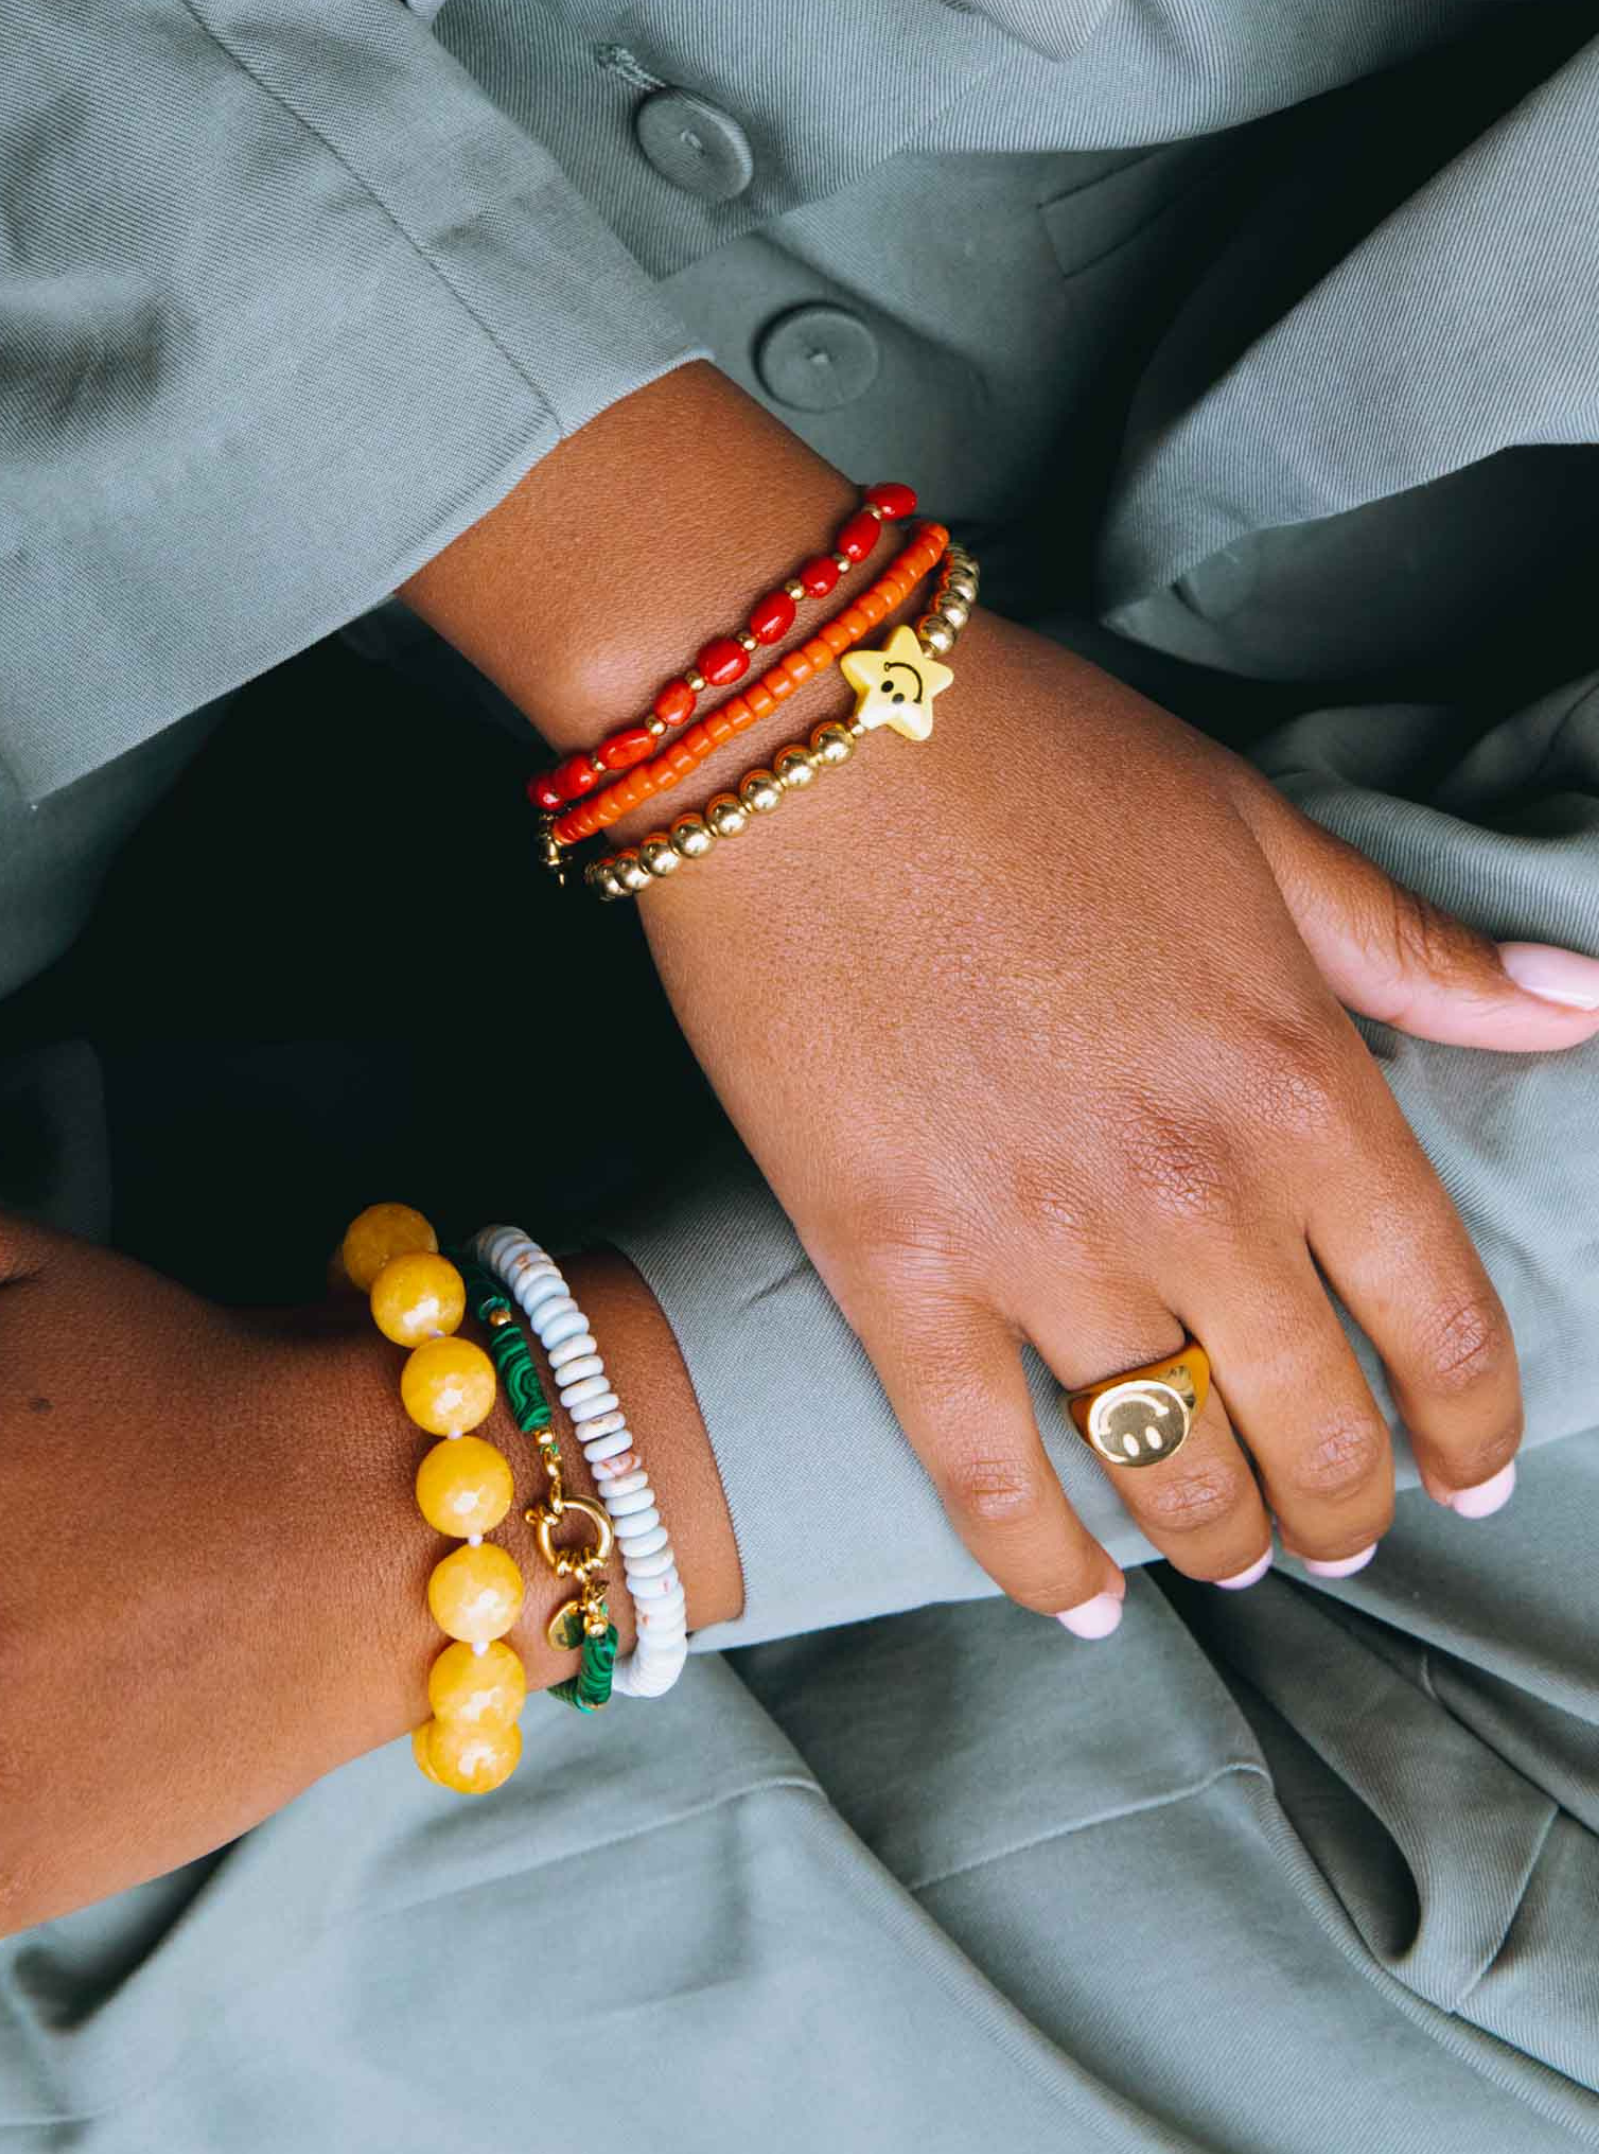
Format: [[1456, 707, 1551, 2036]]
[[472, 1226, 688, 1699]]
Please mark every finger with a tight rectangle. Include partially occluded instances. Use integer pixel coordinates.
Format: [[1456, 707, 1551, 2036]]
[[1308, 1089, 1522, 1519], [1030, 1304, 1274, 1588], [1192, 1252, 1396, 1575], [1237, 782, 1599, 1051], [855, 1293, 1126, 1635]]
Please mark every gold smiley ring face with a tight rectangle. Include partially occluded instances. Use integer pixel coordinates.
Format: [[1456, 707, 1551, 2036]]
[[1068, 1347, 1208, 1470]]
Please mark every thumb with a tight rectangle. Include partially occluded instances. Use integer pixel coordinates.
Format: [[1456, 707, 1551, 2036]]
[[1238, 785, 1599, 1052]]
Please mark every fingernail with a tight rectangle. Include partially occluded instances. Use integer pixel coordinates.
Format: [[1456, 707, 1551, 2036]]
[[1290, 1542, 1377, 1579], [1499, 942, 1599, 1010], [1215, 1550, 1273, 1590], [1447, 1460, 1516, 1519], [1056, 1592, 1124, 1639]]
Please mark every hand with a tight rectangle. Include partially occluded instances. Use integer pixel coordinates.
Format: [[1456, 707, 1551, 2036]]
[[637, 606, 1599, 1621]]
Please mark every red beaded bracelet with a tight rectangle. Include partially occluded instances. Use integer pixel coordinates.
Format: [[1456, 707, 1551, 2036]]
[[528, 480, 919, 813], [542, 520, 950, 857]]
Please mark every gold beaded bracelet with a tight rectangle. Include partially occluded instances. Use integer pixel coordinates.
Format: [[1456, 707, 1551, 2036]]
[[585, 541, 980, 901]]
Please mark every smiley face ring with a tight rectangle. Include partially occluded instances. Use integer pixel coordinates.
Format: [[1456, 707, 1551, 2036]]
[[1066, 1342, 1211, 1470]]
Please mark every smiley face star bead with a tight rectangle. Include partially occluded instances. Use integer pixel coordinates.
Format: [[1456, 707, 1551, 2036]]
[[839, 623, 955, 743]]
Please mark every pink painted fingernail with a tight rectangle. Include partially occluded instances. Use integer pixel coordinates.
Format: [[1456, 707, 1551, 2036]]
[[1499, 943, 1599, 1010], [1056, 1592, 1123, 1639], [1215, 1550, 1273, 1590], [1447, 1460, 1516, 1519], [1295, 1542, 1377, 1579]]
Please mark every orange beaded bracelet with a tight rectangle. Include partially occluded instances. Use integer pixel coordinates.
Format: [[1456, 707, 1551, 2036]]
[[540, 520, 951, 864]]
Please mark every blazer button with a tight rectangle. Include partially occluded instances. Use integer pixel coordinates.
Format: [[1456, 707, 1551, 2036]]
[[754, 305, 881, 411], [634, 89, 754, 200]]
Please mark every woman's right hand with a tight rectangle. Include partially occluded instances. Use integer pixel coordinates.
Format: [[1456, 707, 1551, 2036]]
[[638, 604, 1599, 1625]]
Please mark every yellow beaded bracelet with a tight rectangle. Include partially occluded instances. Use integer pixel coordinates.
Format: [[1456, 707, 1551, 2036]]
[[341, 1202, 529, 1796]]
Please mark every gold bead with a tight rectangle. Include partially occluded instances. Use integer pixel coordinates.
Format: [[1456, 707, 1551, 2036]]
[[740, 769, 783, 815], [685, 669, 707, 694], [487, 1308, 513, 1328], [864, 502, 885, 519], [613, 850, 652, 894], [919, 616, 956, 656], [774, 746, 817, 790], [647, 716, 668, 738], [936, 595, 970, 632], [586, 860, 623, 901], [809, 722, 856, 768], [943, 574, 978, 607], [639, 833, 681, 877], [831, 551, 852, 573], [736, 630, 759, 653], [705, 793, 749, 839], [670, 814, 715, 859], [783, 579, 806, 602], [847, 716, 867, 739]]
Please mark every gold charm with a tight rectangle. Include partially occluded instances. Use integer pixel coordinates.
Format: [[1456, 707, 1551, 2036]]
[[839, 624, 954, 742]]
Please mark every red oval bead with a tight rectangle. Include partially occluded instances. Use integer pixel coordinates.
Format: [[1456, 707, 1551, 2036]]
[[528, 772, 565, 812], [697, 636, 750, 688], [652, 678, 696, 727], [836, 511, 882, 564], [866, 481, 917, 521], [799, 555, 841, 599], [551, 752, 602, 800], [748, 589, 797, 644], [598, 725, 657, 772]]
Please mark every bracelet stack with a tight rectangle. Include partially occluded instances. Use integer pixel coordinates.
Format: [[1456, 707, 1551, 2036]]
[[473, 1226, 689, 1699], [528, 478, 979, 897], [343, 1196, 687, 1797], [586, 540, 979, 900]]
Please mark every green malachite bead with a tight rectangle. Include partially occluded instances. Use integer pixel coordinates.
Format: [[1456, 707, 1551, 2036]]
[[454, 1255, 553, 1433], [549, 1623, 618, 1713]]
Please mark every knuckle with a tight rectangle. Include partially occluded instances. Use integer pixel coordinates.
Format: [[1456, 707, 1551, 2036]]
[[1106, 1101, 1240, 1228], [1416, 1290, 1517, 1400], [1278, 1412, 1389, 1506], [1384, 882, 1472, 984], [942, 1449, 1042, 1529], [1133, 1460, 1249, 1538], [844, 1185, 971, 1291], [1235, 1018, 1348, 1141]]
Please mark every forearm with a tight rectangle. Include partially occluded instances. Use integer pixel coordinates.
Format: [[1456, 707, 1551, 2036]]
[[0, 1229, 739, 1933]]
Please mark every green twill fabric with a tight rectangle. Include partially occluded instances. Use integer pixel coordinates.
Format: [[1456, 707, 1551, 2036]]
[[4, 3, 1599, 2147]]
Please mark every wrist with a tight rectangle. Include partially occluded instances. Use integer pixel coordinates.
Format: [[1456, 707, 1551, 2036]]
[[400, 361, 857, 748]]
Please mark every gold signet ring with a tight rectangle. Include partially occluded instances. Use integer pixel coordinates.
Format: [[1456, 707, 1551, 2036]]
[[1067, 1343, 1210, 1470]]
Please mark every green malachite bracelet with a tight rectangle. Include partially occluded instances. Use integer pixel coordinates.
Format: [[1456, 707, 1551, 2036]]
[[457, 1254, 617, 1713]]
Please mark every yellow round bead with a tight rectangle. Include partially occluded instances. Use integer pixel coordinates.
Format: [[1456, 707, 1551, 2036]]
[[370, 1251, 465, 1347], [919, 615, 956, 655], [415, 1435, 514, 1537], [400, 1336, 497, 1436], [412, 1721, 448, 1785], [342, 1203, 436, 1292], [428, 1638, 527, 1728], [706, 793, 748, 839], [613, 850, 652, 894], [425, 1714, 523, 1796], [427, 1541, 525, 1643], [774, 746, 816, 790], [739, 769, 783, 815]]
